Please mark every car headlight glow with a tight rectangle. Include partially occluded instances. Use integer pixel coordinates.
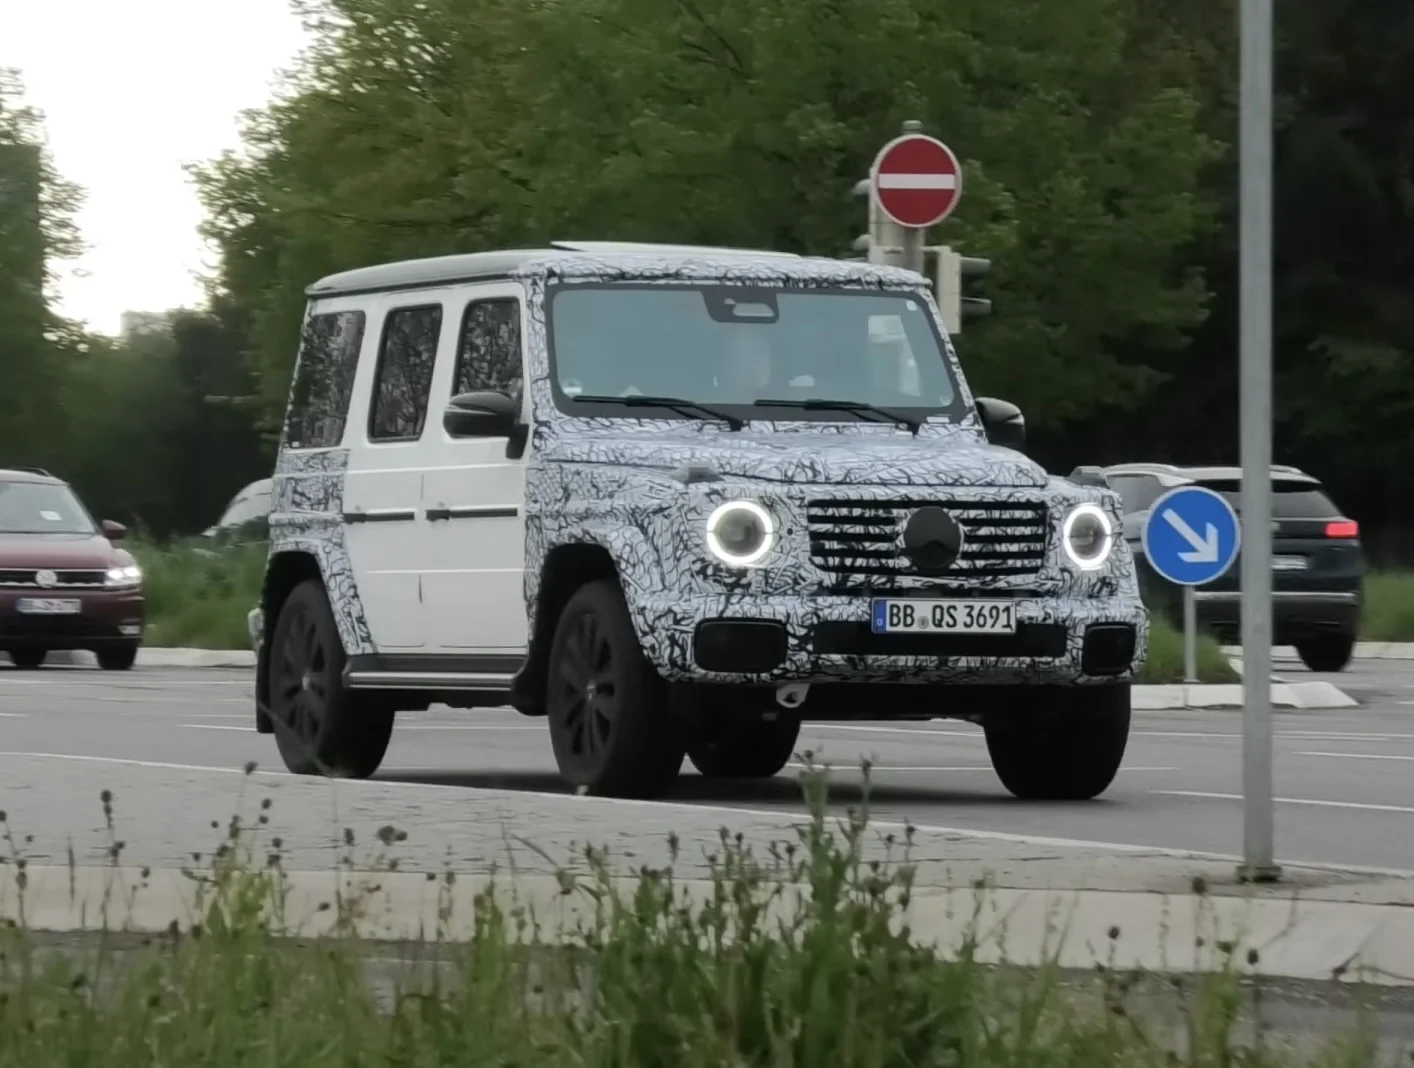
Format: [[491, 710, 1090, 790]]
[[105, 564, 142, 588], [705, 500, 777, 567], [1062, 503, 1114, 571]]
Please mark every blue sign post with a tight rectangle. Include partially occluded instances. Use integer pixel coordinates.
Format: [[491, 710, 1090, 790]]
[[1141, 486, 1242, 682]]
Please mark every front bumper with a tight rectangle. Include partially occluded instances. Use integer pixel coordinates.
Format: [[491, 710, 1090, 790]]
[[0, 588, 146, 650], [629, 591, 1148, 685]]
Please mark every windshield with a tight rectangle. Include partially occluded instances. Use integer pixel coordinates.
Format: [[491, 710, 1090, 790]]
[[545, 284, 966, 423], [0, 481, 96, 535]]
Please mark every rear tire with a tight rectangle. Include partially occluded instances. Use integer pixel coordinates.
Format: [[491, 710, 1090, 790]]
[[1294, 633, 1356, 673], [95, 644, 139, 671], [545, 579, 684, 798], [268, 579, 393, 778], [7, 648, 46, 670], [687, 706, 800, 779], [984, 684, 1131, 801]]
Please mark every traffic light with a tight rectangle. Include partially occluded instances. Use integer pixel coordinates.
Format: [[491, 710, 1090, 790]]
[[931, 246, 992, 335]]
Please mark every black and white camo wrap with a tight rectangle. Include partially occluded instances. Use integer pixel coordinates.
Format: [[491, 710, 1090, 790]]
[[509, 252, 1148, 686], [264, 448, 376, 656]]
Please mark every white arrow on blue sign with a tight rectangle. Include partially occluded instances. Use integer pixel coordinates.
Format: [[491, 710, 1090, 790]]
[[1140, 485, 1242, 587]]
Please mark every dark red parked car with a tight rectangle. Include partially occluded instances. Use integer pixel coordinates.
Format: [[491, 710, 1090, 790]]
[[0, 468, 145, 670]]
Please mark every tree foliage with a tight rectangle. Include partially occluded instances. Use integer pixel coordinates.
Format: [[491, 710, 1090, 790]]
[[195, 0, 1220, 427], [5, 0, 1414, 546]]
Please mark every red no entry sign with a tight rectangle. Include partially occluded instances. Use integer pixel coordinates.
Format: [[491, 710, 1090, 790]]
[[870, 133, 962, 229]]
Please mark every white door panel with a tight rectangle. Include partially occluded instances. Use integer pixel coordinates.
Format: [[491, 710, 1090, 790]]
[[419, 283, 530, 655], [342, 461, 424, 649], [422, 460, 527, 650]]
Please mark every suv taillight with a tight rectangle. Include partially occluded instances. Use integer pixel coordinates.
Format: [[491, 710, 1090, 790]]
[[1325, 520, 1359, 539]]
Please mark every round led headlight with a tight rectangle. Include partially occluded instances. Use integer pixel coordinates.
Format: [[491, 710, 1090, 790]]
[[705, 500, 777, 567], [1062, 503, 1114, 571]]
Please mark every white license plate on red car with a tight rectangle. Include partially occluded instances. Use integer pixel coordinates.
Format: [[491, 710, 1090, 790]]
[[870, 599, 1017, 635], [16, 598, 81, 615]]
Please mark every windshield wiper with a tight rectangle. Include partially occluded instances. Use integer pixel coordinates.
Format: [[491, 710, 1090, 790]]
[[753, 398, 922, 434], [572, 394, 744, 431]]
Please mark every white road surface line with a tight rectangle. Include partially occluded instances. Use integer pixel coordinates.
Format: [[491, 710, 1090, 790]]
[[1155, 789, 1414, 815], [809, 724, 1414, 743], [180, 722, 540, 732], [1297, 751, 1414, 762], [0, 712, 28, 718], [0, 751, 1409, 878], [789, 763, 1176, 773]]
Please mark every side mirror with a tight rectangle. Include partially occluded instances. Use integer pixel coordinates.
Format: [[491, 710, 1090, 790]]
[[101, 519, 127, 541], [443, 390, 517, 438], [975, 396, 1025, 450]]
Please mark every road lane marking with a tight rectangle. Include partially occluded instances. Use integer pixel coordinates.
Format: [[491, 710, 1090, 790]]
[[1297, 751, 1414, 762], [0, 712, 28, 718], [1155, 789, 1414, 814], [808, 724, 1414, 742], [0, 751, 274, 776], [788, 763, 1176, 773], [180, 722, 540, 732]]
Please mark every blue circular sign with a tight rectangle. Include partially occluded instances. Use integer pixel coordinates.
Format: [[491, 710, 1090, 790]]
[[1140, 485, 1242, 587]]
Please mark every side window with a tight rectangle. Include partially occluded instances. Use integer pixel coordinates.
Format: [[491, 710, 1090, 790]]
[[369, 304, 443, 442], [284, 310, 365, 449], [454, 299, 523, 397]]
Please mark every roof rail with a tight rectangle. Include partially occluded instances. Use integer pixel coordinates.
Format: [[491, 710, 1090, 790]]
[[550, 240, 801, 259], [9, 466, 52, 477]]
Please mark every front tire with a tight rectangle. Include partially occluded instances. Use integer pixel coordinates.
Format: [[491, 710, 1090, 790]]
[[1294, 633, 1356, 673], [545, 579, 684, 798], [7, 648, 46, 670], [984, 684, 1131, 801], [687, 706, 800, 779], [268, 579, 393, 778], [95, 644, 139, 671]]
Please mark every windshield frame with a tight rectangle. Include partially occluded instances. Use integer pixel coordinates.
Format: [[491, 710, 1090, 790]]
[[542, 281, 971, 427], [0, 479, 99, 536]]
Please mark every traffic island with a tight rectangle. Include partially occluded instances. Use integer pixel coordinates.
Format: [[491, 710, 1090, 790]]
[[0, 765, 1409, 1063]]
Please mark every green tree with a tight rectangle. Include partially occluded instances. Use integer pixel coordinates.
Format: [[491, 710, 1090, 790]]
[[196, 0, 1220, 435], [0, 69, 84, 463]]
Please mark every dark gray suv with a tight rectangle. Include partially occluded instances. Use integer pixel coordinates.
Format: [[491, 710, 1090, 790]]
[[1104, 463, 1363, 672]]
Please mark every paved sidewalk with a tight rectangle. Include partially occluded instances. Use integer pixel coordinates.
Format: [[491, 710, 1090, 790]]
[[1, 770, 1410, 986]]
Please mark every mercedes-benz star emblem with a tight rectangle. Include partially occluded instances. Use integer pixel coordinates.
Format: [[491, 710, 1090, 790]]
[[34, 569, 58, 588], [901, 507, 964, 575]]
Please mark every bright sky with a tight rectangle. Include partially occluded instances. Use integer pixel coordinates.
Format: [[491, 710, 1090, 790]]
[[4, 0, 310, 335]]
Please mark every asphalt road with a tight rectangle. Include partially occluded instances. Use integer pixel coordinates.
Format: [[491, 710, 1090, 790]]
[[0, 655, 1410, 873]]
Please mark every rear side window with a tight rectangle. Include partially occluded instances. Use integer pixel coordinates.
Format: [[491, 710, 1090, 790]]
[[284, 310, 366, 449], [1197, 478, 1341, 518], [369, 304, 443, 441]]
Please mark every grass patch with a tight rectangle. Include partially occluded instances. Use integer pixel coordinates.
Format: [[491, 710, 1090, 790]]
[[127, 538, 265, 648], [1360, 571, 1414, 642], [0, 769, 1387, 1066], [1139, 614, 1240, 684]]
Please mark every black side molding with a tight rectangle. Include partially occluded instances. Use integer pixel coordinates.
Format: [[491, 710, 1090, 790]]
[[342, 509, 418, 524], [425, 505, 519, 521]]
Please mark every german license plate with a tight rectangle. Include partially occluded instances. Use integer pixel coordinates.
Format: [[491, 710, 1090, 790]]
[[870, 599, 1017, 635], [1272, 555, 1307, 571], [16, 598, 81, 615]]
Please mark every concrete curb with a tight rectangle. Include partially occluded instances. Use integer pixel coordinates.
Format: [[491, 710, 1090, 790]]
[[4, 864, 1411, 985], [35, 649, 1358, 708], [1223, 642, 1414, 661]]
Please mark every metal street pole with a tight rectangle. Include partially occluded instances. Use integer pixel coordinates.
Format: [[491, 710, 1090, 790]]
[[1238, 0, 1280, 883], [1183, 587, 1198, 684]]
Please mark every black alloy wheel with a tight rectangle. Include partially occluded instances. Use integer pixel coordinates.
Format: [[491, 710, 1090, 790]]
[[269, 580, 393, 778], [545, 579, 684, 798]]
